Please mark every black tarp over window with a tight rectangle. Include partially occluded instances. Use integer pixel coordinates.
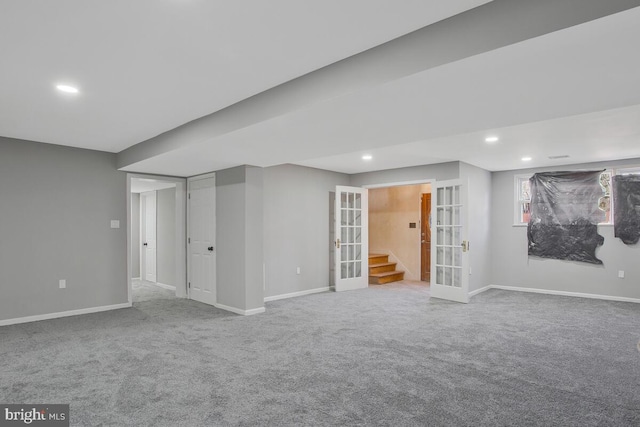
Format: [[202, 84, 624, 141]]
[[613, 174, 640, 245], [527, 171, 605, 264]]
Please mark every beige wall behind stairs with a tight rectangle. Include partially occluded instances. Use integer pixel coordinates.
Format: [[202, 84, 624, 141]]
[[369, 184, 430, 281]]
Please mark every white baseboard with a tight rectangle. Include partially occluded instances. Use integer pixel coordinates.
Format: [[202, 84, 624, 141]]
[[0, 302, 133, 327], [154, 282, 177, 291], [264, 287, 330, 302], [214, 303, 266, 316], [476, 285, 640, 304], [469, 286, 492, 297]]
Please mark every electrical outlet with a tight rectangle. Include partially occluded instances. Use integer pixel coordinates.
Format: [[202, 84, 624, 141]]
[[618, 270, 625, 279], [296, 267, 301, 275], [59, 279, 66, 289]]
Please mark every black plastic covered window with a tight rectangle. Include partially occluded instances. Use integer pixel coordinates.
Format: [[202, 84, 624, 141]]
[[527, 171, 605, 264], [613, 174, 640, 245]]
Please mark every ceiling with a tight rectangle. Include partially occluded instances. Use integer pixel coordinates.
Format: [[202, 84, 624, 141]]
[[2, 1, 640, 176]]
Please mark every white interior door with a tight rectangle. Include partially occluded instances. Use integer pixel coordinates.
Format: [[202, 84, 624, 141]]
[[142, 191, 157, 283], [188, 176, 216, 306], [431, 179, 469, 303], [334, 186, 368, 292]]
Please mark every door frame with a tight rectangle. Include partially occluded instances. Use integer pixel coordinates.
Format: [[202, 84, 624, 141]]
[[126, 173, 187, 304], [420, 192, 432, 282], [186, 172, 217, 304], [363, 179, 435, 283]]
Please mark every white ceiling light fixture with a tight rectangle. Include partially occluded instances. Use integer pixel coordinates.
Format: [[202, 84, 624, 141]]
[[56, 84, 79, 94], [362, 154, 373, 160], [485, 136, 499, 143], [521, 156, 532, 162]]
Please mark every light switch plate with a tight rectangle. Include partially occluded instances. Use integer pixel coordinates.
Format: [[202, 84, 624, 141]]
[[59, 279, 66, 289], [110, 220, 120, 229]]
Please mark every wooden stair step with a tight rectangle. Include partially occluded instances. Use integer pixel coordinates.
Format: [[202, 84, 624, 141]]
[[369, 270, 405, 285], [368, 254, 389, 265], [369, 262, 397, 274]]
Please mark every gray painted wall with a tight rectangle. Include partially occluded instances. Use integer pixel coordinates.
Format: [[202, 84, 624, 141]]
[[263, 164, 349, 298], [460, 162, 492, 292], [244, 166, 264, 310], [216, 167, 246, 309], [157, 187, 176, 286], [215, 166, 264, 311], [0, 137, 127, 321], [491, 158, 640, 299], [349, 162, 459, 187], [131, 193, 141, 278]]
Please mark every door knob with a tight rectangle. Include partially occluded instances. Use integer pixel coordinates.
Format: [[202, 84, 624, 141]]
[[421, 240, 426, 243], [208, 246, 214, 252], [143, 243, 148, 246]]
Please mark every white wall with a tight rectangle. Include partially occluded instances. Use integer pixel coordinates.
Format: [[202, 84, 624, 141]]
[[0, 137, 127, 321], [491, 158, 640, 299], [263, 164, 349, 298]]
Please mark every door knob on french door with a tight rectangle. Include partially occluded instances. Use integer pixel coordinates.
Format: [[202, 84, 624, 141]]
[[143, 243, 148, 246], [208, 246, 214, 252]]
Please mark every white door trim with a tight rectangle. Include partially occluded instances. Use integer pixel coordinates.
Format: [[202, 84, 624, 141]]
[[126, 173, 187, 304], [141, 190, 157, 283]]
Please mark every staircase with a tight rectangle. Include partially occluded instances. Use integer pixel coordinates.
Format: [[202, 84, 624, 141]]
[[369, 254, 405, 285]]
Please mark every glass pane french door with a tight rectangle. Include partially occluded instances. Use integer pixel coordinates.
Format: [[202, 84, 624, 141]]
[[431, 179, 469, 303], [334, 186, 368, 292]]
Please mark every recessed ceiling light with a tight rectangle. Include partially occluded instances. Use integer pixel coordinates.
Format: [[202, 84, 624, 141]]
[[56, 84, 79, 94], [362, 154, 373, 160], [485, 136, 499, 143], [521, 156, 532, 162]]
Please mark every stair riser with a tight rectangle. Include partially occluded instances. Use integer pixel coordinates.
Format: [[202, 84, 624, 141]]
[[370, 264, 396, 274], [369, 272, 404, 285]]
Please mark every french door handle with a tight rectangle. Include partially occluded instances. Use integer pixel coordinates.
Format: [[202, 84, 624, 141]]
[[335, 239, 340, 249], [143, 243, 148, 246], [208, 246, 214, 252]]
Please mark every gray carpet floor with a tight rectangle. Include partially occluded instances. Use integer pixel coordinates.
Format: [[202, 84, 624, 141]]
[[132, 280, 177, 302], [1, 282, 639, 426]]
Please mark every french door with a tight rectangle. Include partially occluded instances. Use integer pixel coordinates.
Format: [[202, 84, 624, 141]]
[[334, 186, 368, 291], [430, 179, 469, 303]]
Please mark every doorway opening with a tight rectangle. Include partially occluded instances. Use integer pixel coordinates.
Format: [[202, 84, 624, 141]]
[[367, 182, 432, 287], [127, 174, 187, 305]]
